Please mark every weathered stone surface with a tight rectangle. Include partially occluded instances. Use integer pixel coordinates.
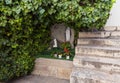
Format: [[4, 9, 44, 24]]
[[57, 68, 72, 79], [71, 31, 120, 83], [10, 75, 69, 83], [35, 58, 73, 68], [117, 26, 120, 30], [73, 56, 120, 73], [79, 32, 111, 38], [78, 38, 120, 46], [76, 46, 120, 58], [111, 31, 120, 37], [79, 31, 120, 38], [71, 68, 120, 83], [32, 58, 73, 80], [104, 26, 117, 31]]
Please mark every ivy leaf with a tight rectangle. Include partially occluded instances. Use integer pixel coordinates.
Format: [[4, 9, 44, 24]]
[[11, 44, 18, 48], [5, 0, 12, 4], [40, 9, 45, 14]]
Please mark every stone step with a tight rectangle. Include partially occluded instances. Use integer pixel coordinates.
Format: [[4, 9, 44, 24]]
[[32, 58, 73, 80], [104, 26, 120, 31], [73, 55, 120, 73], [79, 31, 120, 38], [76, 45, 120, 58], [70, 67, 120, 83], [78, 38, 120, 46], [35, 58, 73, 68]]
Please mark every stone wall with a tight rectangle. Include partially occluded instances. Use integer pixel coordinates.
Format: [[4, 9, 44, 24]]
[[32, 58, 73, 80]]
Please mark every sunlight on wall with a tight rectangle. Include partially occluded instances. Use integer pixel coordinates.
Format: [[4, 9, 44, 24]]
[[105, 0, 120, 26]]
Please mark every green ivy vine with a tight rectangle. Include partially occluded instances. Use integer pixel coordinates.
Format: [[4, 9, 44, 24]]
[[0, 0, 115, 81]]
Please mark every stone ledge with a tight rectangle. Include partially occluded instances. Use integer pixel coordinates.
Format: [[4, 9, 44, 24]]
[[104, 26, 120, 31], [73, 55, 120, 73], [79, 31, 120, 38], [104, 26, 117, 31], [76, 45, 120, 58], [77, 38, 120, 46], [32, 58, 73, 80], [70, 67, 120, 83]]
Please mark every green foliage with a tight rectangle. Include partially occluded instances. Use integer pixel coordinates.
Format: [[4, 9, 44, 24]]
[[0, 0, 115, 81], [50, 0, 115, 30], [36, 48, 75, 61], [0, 51, 34, 81], [0, 0, 50, 81]]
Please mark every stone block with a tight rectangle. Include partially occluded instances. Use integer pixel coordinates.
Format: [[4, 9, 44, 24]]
[[32, 58, 73, 80], [79, 32, 111, 38], [32, 70, 49, 76], [57, 67, 72, 79], [111, 31, 120, 37], [104, 26, 117, 31], [70, 68, 120, 83], [77, 38, 120, 46], [48, 66, 58, 77], [73, 56, 120, 73], [117, 26, 120, 30], [76, 46, 120, 58], [35, 58, 73, 68]]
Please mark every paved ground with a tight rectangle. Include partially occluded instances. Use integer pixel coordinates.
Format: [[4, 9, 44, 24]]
[[9, 75, 69, 83]]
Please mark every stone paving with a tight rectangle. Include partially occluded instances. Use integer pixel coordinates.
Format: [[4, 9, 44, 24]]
[[9, 75, 69, 83]]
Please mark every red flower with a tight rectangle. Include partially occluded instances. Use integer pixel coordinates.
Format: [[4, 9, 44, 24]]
[[64, 47, 70, 54]]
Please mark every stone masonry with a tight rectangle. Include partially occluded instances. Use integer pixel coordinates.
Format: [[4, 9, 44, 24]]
[[70, 26, 120, 83], [32, 58, 73, 80]]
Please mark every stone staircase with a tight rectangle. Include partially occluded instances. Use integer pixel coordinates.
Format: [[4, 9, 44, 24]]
[[70, 27, 120, 83]]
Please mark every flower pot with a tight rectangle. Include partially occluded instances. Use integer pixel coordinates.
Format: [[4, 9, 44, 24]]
[[66, 55, 70, 59]]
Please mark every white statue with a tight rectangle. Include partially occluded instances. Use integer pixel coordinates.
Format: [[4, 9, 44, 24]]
[[66, 27, 71, 42], [53, 39, 57, 47]]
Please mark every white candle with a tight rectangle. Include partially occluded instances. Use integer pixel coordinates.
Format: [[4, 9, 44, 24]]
[[53, 39, 57, 47], [66, 56, 70, 59], [58, 54, 62, 58]]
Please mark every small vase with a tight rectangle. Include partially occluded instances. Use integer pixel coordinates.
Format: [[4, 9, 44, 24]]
[[66, 55, 70, 59]]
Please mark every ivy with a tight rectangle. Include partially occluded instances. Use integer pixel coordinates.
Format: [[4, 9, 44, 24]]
[[0, 0, 115, 81]]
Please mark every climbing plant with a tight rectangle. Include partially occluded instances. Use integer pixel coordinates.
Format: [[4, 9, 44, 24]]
[[0, 0, 115, 81], [51, 0, 115, 30], [0, 0, 50, 81]]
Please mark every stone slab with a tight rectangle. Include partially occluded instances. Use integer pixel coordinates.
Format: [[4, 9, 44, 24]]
[[79, 32, 110, 38], [104, 26, 117, 31], [70, 68, 120, 83], [76, 46, 120, 58], [35, 58, 73, 68], [32, 58, 73, 80], [73, 56, 120, 73], [117, 26, 120, 30], [79, 31, 120, 38], [77, 38, 120, 46], [57, 68, 72, 79], [10, 75, 69, 83]]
